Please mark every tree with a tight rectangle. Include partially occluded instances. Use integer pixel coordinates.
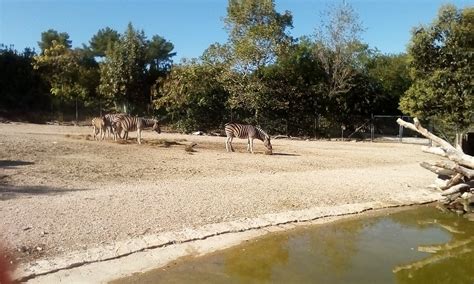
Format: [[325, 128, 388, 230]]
[[366, 53, 411, 115], [221, 0, 293, 122], [98, 23, 147, 113], [88, 27, 120, 57], [98, 23, 175, 114], [33, 41, 89, 122], [38, 29, 72, 53], [313, 1, 365, 114], [400, 5, 473, 142], [155, 59, 229, 132], [0, 45, 50, 113]]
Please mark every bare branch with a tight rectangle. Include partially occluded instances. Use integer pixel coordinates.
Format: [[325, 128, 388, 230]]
[[397, 118, 474, 168]]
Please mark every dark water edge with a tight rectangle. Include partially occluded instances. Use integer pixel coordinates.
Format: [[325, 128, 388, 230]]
[[112, 205, 474, 284]]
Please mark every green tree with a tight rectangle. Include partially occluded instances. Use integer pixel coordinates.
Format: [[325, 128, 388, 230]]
[[313, 1, 366, 119], [0, 45, 50, 114], [400, 5, 473, 140], [88, 27, 120, 57], [366, 53, 411, 115], [262, 37, 326, 136], [99, 23, 147, 113], [155, 59, 229, 132], [99, 23, 175, 114], [33, 41, 89, 122], [38, 29, 72, 53], [221, 0, 293, 122]]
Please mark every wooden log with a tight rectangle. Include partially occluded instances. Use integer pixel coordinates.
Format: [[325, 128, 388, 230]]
[[397, 118, 474, 168], [434, 161, 474, 179], [441, 173, 464, 190], [420, 162, 456, 176], [441, 183, 470, 196]]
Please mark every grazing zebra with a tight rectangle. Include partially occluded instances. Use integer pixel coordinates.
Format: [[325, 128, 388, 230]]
[[104, 113, 127, 139], [91, 117, 106, 141], [114, 116, 161, 144], [224, 123, 272, 154]]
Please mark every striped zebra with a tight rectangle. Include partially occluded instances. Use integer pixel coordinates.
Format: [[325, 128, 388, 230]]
[[104, 113, 127, 139], [114, 116, 161, 144], [224, 123, 272, 154], [91, 117, 106, 141]]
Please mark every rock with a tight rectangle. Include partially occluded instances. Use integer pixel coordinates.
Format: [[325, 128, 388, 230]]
[[464, 213, 474, 222], [461, 192, 472, 200]]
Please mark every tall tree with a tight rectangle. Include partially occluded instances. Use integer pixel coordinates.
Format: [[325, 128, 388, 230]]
[[313, 1, 365, 115], [400, 5, 473, 142], [33, 41, 89, 122], [155, 59, 229, 132], [38, 29, 72, 53], [99, 23, 175, 114], [366, 53, 411, 115], [0, 45, 50, 113], [221, 0, 293, 122], [88, 27, 120, 57]]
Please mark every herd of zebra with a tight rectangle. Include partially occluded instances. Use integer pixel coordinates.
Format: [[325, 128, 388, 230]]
[[91, 114, 273, 153], [91, 113, 160, 145]]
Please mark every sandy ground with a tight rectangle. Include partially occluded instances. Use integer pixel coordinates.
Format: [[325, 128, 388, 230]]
[[0, 122, 442, 280]]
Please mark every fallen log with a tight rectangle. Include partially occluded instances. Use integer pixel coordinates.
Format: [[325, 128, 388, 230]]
[[420, 162, 455, 176], [397, 118, 474, 168], [397, 118, 473, 214], [441, 183, 470, 196]]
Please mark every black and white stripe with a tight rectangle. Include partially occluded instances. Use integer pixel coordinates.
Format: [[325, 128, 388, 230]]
[[104, 113, 127, 139], [91, 117, 106, 141], [224, 123, 272, 153], [114, 116, 161, 144]]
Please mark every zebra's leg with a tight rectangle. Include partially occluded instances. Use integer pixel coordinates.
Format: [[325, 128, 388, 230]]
[[137, 129, 141, 144], [225, 137, 230, 152], [92, 126, 96, 140], [247, 138, 251, 152], [250, 138, 254, 154]]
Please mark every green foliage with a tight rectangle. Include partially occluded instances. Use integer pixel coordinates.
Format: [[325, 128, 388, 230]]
[[0, 45, 50, 112], [89, 27, 120, 57], [38, 29, 72, 53], [366, 53, 411, 115], [33, 41, 88, 101], [314, 2, 365, 98], [400, 5, 473, 132], [99, 23, 175, 114], [222, 0, 293, 121], [155, 60, 229, 132]]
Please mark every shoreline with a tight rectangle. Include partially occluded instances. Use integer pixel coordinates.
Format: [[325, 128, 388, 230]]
[[19, 199, 441, 283]]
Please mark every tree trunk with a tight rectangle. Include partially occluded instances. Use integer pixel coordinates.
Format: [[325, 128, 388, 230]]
[[75, 96, 78, 125]]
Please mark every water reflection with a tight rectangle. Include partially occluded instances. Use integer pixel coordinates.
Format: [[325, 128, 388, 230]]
[[113, 206, 474, 284]]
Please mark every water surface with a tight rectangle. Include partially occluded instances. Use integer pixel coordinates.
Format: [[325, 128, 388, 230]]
[[114, 206, 474, 283]]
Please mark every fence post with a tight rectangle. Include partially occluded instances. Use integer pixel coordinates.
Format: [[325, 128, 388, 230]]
[[370, 113, 374, 142], [398, 116, 403, 142]]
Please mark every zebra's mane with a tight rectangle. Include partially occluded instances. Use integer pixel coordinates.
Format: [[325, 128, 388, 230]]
[[255, 126, 270, 140], [142, 118, 157, 127]]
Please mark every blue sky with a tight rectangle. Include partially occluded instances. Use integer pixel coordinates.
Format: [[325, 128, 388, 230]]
[[1, 0, 472, 61]]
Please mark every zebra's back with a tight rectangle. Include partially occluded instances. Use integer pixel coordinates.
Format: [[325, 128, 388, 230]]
[[225, 123, 257, 139]]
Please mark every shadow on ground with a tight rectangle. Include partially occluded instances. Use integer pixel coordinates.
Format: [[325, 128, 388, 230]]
[[0, 160, 34, 169], [0, 185, 90, 201], [271, 152, 301, 157]]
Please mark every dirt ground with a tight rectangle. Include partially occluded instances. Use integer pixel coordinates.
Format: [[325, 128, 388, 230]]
[[0, 122, 439, 267]]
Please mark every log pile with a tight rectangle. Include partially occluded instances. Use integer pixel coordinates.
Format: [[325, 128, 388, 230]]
[[397, 118, 474, 214]]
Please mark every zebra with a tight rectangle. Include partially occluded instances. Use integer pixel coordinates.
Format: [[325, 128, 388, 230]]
[[91, 117, 106, 141], [114, 116, 161, 144], [104, 113, 127, 139], [224, 123, 272, 154]]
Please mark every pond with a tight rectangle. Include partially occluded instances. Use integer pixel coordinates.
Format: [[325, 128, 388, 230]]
[[113, 206, 474, 284]]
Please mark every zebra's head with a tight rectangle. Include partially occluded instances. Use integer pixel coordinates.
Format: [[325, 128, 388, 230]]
[[263, 135, 272, 151], [152, 120, 161, 134]]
